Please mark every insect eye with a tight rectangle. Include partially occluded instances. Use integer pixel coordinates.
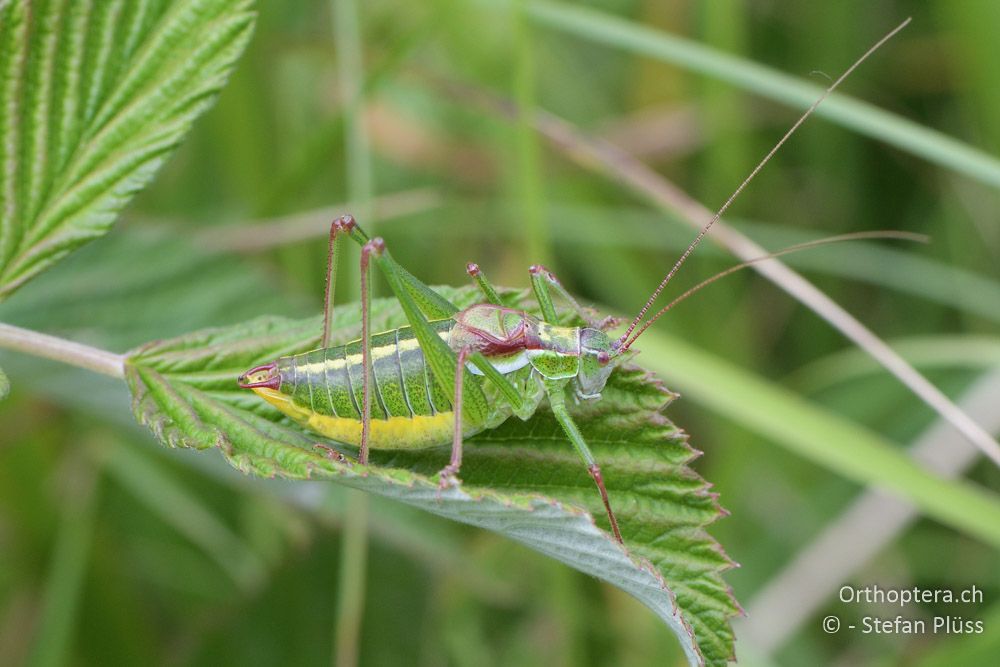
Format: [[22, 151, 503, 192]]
[[597, 351, 610, 365]]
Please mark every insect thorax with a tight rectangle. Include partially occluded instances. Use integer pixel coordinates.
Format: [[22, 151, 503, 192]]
[[450, 303, 615, 399]]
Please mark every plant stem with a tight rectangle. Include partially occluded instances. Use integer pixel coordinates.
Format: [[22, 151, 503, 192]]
[[199, 188, 441, 252], [0, 322, 124, 379], [334, 490, 370, 667], [513, 0, 550, 266], [331, 0, 372, 664]]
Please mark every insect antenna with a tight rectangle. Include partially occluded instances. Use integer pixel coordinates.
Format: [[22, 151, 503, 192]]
[[614, 18, 912, 353], [620, 231, 927, 350]]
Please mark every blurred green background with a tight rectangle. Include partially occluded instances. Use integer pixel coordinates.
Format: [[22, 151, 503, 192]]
[[1, 0, 999, 665]]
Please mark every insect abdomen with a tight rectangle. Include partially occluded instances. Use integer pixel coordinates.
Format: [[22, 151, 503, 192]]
[[287, 323, 452, 418], [252, 321, 462, 449]]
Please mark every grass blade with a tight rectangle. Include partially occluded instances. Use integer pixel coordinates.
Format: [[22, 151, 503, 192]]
[[516, 0, 1000, 189], [26, 453, 99, 667], [637, 330, 1000, 549]]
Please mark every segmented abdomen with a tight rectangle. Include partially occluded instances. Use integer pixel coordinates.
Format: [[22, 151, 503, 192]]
[[277, 320, 455, 421]]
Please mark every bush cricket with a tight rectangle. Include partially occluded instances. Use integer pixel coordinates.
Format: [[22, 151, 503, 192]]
[[238, 21, 913, 544]]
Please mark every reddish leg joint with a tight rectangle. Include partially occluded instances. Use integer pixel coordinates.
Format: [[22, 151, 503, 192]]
[[335, 213, 357, 232], [322, 214, 360, 348], [588, 463, 623, 544]]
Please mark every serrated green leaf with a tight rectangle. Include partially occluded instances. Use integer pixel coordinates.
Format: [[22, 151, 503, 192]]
[[0, 0, 256, 300], [124, 286, 740, 666]]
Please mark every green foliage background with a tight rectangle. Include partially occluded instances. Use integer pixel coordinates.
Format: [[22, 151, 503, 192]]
[[1, 1, 999, 665]]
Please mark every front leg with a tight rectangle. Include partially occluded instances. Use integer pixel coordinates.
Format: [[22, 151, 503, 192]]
[[545, 379, 624, 544], [465, 262, 503, 305]]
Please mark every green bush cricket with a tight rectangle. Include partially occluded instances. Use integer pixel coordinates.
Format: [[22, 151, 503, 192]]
[[237, 21, 913, 544]]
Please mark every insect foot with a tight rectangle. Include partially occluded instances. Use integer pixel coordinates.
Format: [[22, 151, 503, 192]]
[[313, 443, 350, 464], [437, 464, 462, 492], [588, 464, 624, 544]]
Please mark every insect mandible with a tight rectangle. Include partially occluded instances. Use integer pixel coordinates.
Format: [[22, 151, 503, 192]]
[[237, 22, 910, 544]]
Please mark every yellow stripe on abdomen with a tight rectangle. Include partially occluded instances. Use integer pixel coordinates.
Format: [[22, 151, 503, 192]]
[[253, 387, 466, 449]]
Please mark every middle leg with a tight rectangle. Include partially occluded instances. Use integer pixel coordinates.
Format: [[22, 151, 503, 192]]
[[439, 345, 473, 488]]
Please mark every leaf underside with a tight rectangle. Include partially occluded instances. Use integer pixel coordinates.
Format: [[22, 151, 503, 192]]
[[125, 286, 740, 665], [0, 0, 256, 300]]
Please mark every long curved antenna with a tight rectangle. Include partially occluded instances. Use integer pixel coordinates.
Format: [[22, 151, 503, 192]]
[[621, 231, 928, 350], [615, 18, 912, 350]]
